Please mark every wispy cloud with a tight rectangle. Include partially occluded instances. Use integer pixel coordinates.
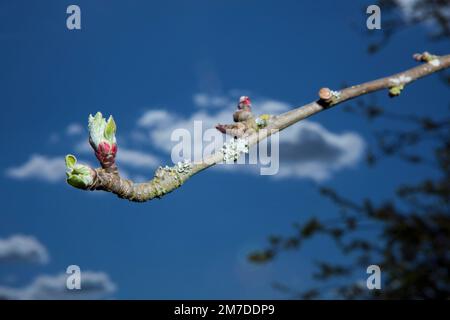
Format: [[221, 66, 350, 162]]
[[66, 123, 84, 136], [0, 271, 116, 300], [136, 93, 365, 181], [5, 155, 66, 183], [0, 235, 49, 265], [5, 147, 158, 185], [136, 97, 291, 154]]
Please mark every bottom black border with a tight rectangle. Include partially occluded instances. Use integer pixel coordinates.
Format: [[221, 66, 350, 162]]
[[1, 300, 448, 318]]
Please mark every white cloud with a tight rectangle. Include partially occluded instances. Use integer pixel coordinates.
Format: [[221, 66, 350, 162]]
[[0, 235, 49, 264], [0, 271, 116, 300], [5, 155, 66, 183], [74, 139, 92, 153], [276, 121, 365, 181], [136, 97, 292, 157], [66, 123, 84, 136], [138, 110, 173, 128]]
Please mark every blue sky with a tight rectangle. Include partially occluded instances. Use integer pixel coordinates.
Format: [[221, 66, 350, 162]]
[[0, 0, 448, 299]]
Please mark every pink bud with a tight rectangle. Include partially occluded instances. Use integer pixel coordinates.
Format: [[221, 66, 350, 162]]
[[318, 88, 332, 100]]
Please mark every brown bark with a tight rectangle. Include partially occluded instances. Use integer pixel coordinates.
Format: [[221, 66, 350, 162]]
[[70, 53, 450, 202]]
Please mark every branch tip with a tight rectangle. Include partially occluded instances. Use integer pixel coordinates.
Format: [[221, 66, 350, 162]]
[[88, 112, 118, 170]]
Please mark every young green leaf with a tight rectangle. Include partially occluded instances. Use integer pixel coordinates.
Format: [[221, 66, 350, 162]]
[[65, 154, 77, 169]]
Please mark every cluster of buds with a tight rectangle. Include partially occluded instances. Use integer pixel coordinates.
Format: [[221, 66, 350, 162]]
[[255, 114, 271, 129], [155, 160, 192, 179], [88, 112, 118, 169], [65, 154, 95, 189], [388, 75, 411, 97], [233, 96, 253, 122], [221, 138, 249, 162]]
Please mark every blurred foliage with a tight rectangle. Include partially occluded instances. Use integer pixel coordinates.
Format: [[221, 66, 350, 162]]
[[249, 1, 450, 299], [364, 0, 450, 54]]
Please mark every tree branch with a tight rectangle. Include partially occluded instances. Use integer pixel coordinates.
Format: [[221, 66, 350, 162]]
[[65, 52, 450, 202]]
